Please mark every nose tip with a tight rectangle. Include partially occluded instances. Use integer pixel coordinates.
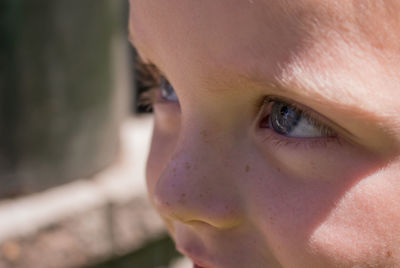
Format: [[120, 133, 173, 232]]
[[153, 158, 243, 229]]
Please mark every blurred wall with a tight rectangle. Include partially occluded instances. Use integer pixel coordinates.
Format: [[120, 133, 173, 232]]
[[0, 0, 130, 197]]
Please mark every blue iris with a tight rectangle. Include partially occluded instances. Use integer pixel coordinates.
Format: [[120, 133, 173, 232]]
[[270, 102, 301, 135]]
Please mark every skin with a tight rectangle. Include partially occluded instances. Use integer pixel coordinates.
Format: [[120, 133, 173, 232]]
[[129, 0, 400, 267]]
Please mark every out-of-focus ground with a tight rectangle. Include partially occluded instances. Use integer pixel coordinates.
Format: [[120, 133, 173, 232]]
[[0, 116, 190, 268]]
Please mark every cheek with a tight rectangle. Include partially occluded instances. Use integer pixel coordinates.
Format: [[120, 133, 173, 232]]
[[247, 141, 379, 239], [261, 138, 377, 182], [146, 105, 181, 196], [146, 126, 178, 201], [145, 125, 179, 236], [308, 167, 400, 265], [246, 155, 400, 267]]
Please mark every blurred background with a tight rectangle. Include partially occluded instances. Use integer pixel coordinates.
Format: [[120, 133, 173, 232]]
[[0, 1, 188, 267]]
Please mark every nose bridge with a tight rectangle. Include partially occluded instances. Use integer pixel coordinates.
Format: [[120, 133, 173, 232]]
[[153, 128, 243, 229]]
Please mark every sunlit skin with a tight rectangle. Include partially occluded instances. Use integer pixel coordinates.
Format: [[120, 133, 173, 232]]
[[129, 0, 400, 267]]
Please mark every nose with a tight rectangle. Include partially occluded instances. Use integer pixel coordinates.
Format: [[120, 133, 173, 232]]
[[152, 133, 244, 229]]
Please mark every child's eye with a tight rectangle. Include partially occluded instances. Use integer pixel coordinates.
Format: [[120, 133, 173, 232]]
[[135, 56, 179, 111], [260, 99, 337, 138], [160, 77, 179, 102]]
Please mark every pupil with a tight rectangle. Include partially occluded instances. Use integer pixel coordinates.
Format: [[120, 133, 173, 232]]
[[280, 106, 288, 116]]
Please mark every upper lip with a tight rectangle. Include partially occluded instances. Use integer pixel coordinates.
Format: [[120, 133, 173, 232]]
[[193, 264, 212, 268], [184, 253, 214, 268], [191, 260, 215, 268], [176, 244, 215, 268], [193, 264, 209, 268]]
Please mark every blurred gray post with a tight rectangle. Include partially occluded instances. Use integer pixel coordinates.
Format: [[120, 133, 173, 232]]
[[0, 0, 130, 197]]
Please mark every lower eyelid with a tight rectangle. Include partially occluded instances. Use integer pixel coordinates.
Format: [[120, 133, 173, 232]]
[[258, 126, 342, 150], [153, 93, 181, 112], [138, 86, 180, 109]]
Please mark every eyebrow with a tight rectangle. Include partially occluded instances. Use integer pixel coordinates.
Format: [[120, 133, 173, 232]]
[[128, 33, 141, 58], [241, 54, 382, 120], [128, 32, 137, 49]]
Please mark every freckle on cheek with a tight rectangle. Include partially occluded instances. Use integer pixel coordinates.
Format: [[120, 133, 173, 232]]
[[201, 130, 209, 143], [185, 162, 191, 169], [179, 193, 186, 204], [245, 165, 250, 172]]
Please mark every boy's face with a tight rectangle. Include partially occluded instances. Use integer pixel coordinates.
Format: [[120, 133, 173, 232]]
[[129, 0, 400, 267]]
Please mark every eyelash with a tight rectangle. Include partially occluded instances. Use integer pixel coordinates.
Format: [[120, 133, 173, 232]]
[[135, 59, 163, 112], [135, 59, 341, 148]]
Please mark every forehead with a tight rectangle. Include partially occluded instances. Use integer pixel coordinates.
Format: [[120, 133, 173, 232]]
[[130, 1, 398, 52], [130, 0, 330, 70], [130, 0, 399, 82]]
